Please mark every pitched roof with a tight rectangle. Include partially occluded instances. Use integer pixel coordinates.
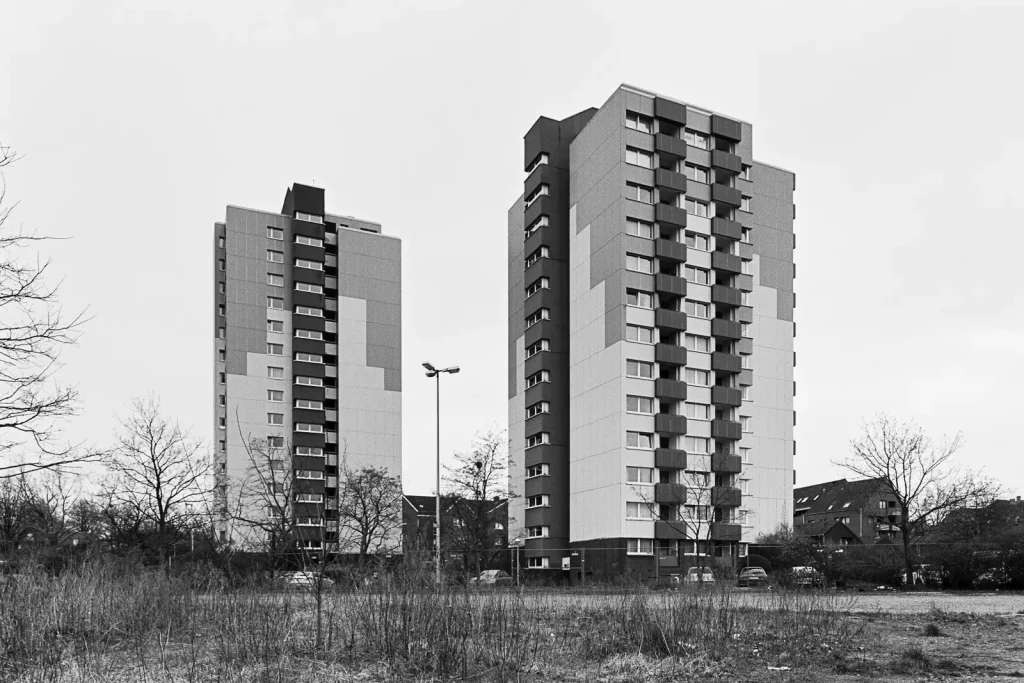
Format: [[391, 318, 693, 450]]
[[793, 478, 887, 515]]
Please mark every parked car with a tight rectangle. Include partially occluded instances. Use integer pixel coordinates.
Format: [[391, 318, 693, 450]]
[[900, 564, 943, 587], [684, 567, 715, 584], [972, 569, 1012, 590], [790, 566, 824, 588], [737, 566, 770, 588], [276, 571, 335, 590], [470, 569, 513, 586]]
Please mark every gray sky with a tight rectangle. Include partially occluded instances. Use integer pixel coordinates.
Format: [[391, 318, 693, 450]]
[[3, 1, 1022, 497]]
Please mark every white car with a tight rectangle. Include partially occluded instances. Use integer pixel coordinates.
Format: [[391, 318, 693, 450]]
[[684, 567, 715, 584], [277, 571, 334, 590]]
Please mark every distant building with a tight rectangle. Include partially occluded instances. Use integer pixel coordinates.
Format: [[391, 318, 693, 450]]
[[793, 478, 900, 544], [402, 494, 509, 572]]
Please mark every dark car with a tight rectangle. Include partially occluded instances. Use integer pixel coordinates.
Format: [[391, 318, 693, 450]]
[[737, 566, 769, 588]]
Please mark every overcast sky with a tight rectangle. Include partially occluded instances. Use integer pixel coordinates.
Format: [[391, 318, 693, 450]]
[[3, 1, 1022, 498]]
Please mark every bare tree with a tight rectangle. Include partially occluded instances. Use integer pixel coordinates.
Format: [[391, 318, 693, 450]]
[[835, 413, 999, 589], [443, 427, 510, 577], [24, 469, 80, 548], [105, 396, 208, 565], [336, 460, 402, 567], [0, 474, 34, 553], [0, 143, 97, 477]]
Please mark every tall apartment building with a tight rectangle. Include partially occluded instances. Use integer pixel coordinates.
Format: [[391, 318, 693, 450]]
[[508, 86, 796, 578], [213, 183, 402, 553]]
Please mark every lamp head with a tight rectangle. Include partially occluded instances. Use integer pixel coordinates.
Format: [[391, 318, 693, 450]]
[[446, 366, 460, 374], [422, 362, 436, 373]]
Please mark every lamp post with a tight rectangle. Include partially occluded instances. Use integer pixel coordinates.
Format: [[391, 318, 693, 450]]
[[423, 361, 460, 584]]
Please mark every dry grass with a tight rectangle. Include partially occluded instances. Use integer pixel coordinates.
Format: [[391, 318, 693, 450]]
[[0, 561, 868, 682]]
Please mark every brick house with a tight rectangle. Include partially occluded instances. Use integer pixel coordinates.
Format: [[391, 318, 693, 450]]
[[793, 478, 901, 544]]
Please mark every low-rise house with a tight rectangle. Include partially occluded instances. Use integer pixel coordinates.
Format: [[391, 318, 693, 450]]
[[793, 478, 901, 544]]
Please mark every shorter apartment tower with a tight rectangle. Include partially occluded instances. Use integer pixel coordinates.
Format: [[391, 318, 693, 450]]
[[508, 85, 796, 580], [213, 184, 401, 554]]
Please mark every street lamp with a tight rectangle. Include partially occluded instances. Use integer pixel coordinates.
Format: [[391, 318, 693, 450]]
[[423, 361, 459, 584]]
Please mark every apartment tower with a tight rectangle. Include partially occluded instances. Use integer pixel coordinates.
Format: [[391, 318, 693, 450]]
[[214, 184, 402, 553], [508, 86, 795, 578]]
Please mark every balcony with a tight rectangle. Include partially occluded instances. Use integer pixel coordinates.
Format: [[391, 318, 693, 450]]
[[712, 486, 742, 508], [655, 378, 687, 401], [736, 274, 754, 292], [711, 386, 742, 407], [711, 114, 742, 141], [655, 308, 686, 332], [655, 413, 686, 435], [711, 285, 742, 308], [711, 251, 743, 274], [710, 522, 741, 541], [655, 448, 687, 470], [711, 318, 742, 340], [655, 483, 687, 504], [712, 453, 742, 474], [655, 343, 686, 366], [711, 184, 742, 208], [654, 133, 687, 162], [655, 273, 686, 297], [711, 419, 742, 441], [711, 149, 742, 175], [655, 203, 687, 229], [655, 521, 687, 540], [711, 217, 742, 242], [654, 97, 687, 126], [711, 352, 742, 374], [736, 306, 754, 324], [654, 168, 687, 194], [655, 238, 686, 264]]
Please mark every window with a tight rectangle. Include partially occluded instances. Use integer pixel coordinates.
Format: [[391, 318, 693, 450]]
[[742, 385, 752, 401], [741, 416, 752, 433], [218, 281, 225, 294], [266, 343, 283, 356], [741, 196, 751, 212], [218, 237, 225, 248], [526, 152, 549, 175], [218, 416, 226, 429], [219, 395, 226, 406], [295, 446, 324, 457], [740, 447, 752, 463], [689, 471, 710, 488], [525, 246, 549, 268], [294, 493, 322, 504], [295, 423, 324, 433], [526, 401, 550, 418], [685, 334, 710, 353], [626, 147, 653, 168], [525, 370, 550, 388], [217, 439, 226, 454], [526, 494, 550, 508], [267, 249, 284, 263], [267, 227, 284, 240], [684, 266, 710, 285], [685, 369, 710, 386], [741, 259, 751, 275], [525, 183, 549, 207], [527, 556, 550, 569], [295, 212, 323, 224], [218, 349, 226, 362], [626, 182, 654, 204], [626, 360, 654, 379], [525, 308, 549, 328], [295, 399, 324, 410], [295, 352, 322, 364], [626, 289, 653, 308], [626, 111, 653, 133], [685, 199, 710, 217], [268, 366, 284, 379], [741, 228, 751, 244], [683, 129, 710, 150], [685, 403, 711, 421], [295, 258, 323, 271], [741, 165, 751, 180], [525, 215, 548, 239], [685, 233, 709, 251], [219, 372, 226, 384], [525, 277, 550, 297], [626, 502, 655, 519], [626, 431, 653, 449], [626, 218, 655, 239], [218, 326, 226, 339], [526, 464, 550, 478], [295, 235, 323, 248], [627, 539, 654, 555], [218, 304, 226, 317], [267, 436, 285, 448], [267, 413, 284, 426], [525, 339, 549, 358], [295, 306, 323, 317], [626, 324, 654, 344], [685, 164, 710, 184], [627, 467, 654, 484], [267, 390, 283, 402], [267, 297, 284, 310], [526, 433, 550, 448], [295, 281, 323, 294], [218, 259, 225, 271], [527, 526, 550, 538], [295, 329, 323, 340], [685, 301, 710, 319], [626, 253, 653, 273], [295, 376, 324, 387], [295, 469, 324, 479], [741, 291, 750, 306], [266, 273, 284, 287], [626, 395, 654, 414]]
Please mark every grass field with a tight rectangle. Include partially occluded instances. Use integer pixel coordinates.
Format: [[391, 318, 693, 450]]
[[1, 564, 1022, 681]]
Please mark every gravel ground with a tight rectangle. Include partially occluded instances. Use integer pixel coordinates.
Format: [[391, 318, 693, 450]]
[[837, 590, 1024, 615]]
